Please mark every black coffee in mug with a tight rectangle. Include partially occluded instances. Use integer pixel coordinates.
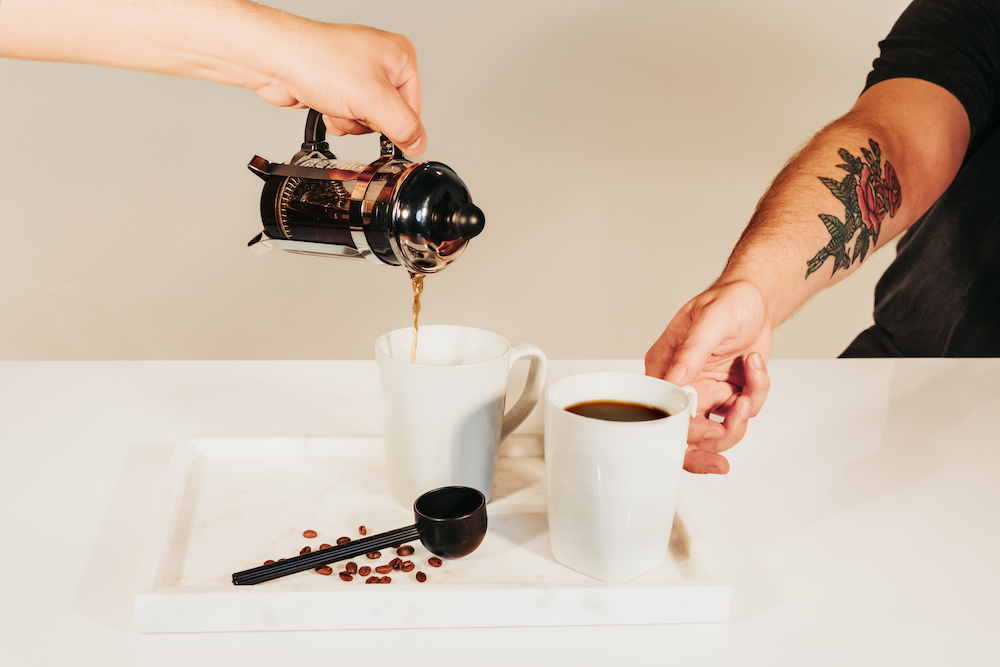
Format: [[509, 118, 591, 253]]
[[564, 400, 671, 422]]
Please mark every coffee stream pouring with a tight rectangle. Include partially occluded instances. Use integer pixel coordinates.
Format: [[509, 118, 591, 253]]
[[247, 109, 486, 274]]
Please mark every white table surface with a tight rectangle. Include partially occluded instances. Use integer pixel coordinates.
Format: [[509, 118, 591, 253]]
[[1, 358, 998, 666]]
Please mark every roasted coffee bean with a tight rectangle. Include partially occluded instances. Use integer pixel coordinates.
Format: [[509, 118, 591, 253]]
[[415, 571, 427, 583], [396, 545, 415, 556], [358, 525, 367, 536], [303, 529, 317, 539], [379, 576, 392, 584], [428, 557, 442, 567], [338, 571, 353, 582], [336, 536, 351, 545], [263, 559, 275, 566], [300, 546, 312, 555], [358, 566, 371, 576], [366, 551, 381, 559], [375, 564, 394, 574], [278, 558, 286, 562], [401, 561, 415, 572], [319, 543, 333, 550], [345, 561, 358, 575], [365, 576, 380, 584], [315, 566, 333, 576], [390, 557, 402, 570]]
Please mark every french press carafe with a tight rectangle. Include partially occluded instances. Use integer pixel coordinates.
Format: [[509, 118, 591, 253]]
[[247, 109, 485, 274]]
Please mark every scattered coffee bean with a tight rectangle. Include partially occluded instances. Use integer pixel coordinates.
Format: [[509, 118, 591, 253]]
[[256, 525, 442, 587]]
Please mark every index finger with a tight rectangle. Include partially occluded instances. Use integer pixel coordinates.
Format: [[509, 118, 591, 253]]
[[695, 395, 751, 455]]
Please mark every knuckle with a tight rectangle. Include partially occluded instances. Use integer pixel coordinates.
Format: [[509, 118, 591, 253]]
[[391, 33, 417, 56]]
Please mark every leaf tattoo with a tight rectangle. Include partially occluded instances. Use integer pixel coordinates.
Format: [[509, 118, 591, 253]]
[[806, 139, 901, 278]]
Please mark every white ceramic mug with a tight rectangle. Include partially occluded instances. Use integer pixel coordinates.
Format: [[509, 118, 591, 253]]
[[544, 372, 697, 581], [376, 325, 547, 508]]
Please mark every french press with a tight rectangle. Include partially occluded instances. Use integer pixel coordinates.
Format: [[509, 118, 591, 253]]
[[247, 109, 485, 274]]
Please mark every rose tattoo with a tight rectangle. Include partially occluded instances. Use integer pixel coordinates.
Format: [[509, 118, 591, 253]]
[[857, 164, 887, 233], [806, 139, 901, 277]]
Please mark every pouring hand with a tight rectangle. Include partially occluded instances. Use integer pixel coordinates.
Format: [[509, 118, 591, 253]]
[[256, 22, 427, 156], [645, 280, 772, 474], [0, 0, 427, 155]]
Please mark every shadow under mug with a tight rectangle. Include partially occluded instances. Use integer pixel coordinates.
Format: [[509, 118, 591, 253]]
[[375, 325, 547, 508]]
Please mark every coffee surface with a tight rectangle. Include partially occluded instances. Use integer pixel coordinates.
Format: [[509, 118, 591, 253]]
[[564, 400, 671, 422]]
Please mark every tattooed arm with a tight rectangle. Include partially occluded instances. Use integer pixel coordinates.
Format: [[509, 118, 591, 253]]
[[721, 78, 968, 326], [0, 0, 426, 154], [646, 77, 969, 474]]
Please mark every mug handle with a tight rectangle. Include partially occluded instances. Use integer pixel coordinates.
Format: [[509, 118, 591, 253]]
[[500, 344, 548, 441], [681, 385, 698, 418]]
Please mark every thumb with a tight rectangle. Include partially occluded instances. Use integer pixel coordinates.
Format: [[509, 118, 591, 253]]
[[663, 308, 734, 386], [367, 82, 427, 155]]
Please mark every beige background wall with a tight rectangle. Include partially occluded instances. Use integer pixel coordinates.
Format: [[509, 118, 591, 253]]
[[0, 0, 911, 361]]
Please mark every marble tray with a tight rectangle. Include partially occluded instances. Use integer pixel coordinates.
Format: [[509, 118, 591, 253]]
[[133, 436, 731, 633]]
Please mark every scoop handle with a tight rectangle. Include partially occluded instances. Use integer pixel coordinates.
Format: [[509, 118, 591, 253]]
[[232, 524, 420, 585]]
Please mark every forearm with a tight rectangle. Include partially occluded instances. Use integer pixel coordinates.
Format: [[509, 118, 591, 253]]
[[0, 0, 289, 91], [719, 116, 902, 325], [718, 79, 969, 326]]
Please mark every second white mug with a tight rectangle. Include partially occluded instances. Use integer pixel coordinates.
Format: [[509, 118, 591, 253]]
[[375, 325, 547, 508]]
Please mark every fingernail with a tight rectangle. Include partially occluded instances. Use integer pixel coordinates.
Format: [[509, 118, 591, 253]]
[[665, 364, 686, 384], [706, 466, 724, 475], [739, 400, 750, 420], [750, 353, 763, 369], [404, 136, 426, 156], [705, 427, 725, 440]]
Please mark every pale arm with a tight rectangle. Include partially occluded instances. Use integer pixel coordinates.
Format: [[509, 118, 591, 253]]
[[0, 0, 427, 154]]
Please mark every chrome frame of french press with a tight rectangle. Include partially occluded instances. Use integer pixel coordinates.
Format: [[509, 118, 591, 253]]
[[247, 109, 484, 274]]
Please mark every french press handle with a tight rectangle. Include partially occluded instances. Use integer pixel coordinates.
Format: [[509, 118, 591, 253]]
[[302, 109, 405, 160]]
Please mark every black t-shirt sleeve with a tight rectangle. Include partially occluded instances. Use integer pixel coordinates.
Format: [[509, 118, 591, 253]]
[[865, 0, 1000, 140]]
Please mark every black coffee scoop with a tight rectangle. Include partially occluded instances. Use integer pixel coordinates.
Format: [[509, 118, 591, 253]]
[[231, 486, 487, 585]]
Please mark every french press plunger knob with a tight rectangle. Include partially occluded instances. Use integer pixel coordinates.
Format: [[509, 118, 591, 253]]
[[247, 109, 485, 274]]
